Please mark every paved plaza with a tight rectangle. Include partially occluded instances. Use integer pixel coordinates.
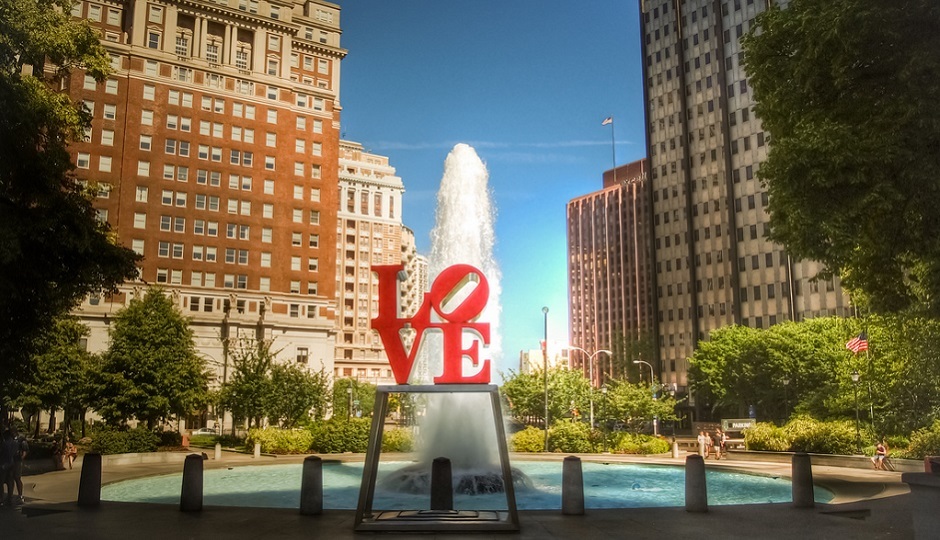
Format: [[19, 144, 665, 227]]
[[0, 451, 923, 539]]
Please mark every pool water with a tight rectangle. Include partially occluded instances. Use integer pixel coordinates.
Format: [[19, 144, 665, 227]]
[[100, 461, 833, 510]]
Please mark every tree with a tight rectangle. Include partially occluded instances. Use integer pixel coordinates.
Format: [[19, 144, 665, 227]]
[[602, 379, 679, 434], [743, 0, 940, 314], [266, 364, 329, 427], [499, 367, 590, 427], [218, 338, 275, 429], [14, 315, 93, 436], [0, 0, 140, 403], [93, 288, 209, 428], [331, 378, 376, 420]]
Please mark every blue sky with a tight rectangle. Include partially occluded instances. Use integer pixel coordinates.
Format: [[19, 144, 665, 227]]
[[338, 1, 647, 376]]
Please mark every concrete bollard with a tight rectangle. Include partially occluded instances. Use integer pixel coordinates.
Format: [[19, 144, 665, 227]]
[[561, 456, 585, 515], [180, 453, 204, 512], [215, 442, 222, 461], [77, 452, 102, 507], [903, 472, 940, 538], [672, 441, 680, 458], [299, 455, 323, 515], [685, 454, 708, 513], [253, 442, 261, 459], [791, 452, 815, 508], [430, 457, 454, 511]]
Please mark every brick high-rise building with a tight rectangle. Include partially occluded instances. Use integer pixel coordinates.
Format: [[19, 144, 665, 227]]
[[639, 0, 852, 393], [567, 160, 655, 386], [67, 0, 346, 427]]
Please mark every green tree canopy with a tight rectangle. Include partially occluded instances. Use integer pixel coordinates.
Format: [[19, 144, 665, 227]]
[[92, 289, 209, 428], [743, 0, 940, 314], [15, 315, 93, 436], [266, 364, 329, 427], [689, 315, 940, 437], [219, 338, 275, 429], [331, 378, 376, 420], [0, 0, 140, 397], [500, 367, 591, 427]]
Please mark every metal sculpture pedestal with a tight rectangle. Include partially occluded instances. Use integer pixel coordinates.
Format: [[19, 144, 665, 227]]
[[353, 384, 520, 532]]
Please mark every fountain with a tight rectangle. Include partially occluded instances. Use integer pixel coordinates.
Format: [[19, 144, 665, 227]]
[[379, 144, 514, 493], [354, 144, 522, 531]]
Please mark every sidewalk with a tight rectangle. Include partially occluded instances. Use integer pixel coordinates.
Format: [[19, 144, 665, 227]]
[[0, 452, 919, 539]]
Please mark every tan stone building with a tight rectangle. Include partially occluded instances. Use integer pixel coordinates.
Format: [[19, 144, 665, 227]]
[[334, 140, 407, 384], [639, 0, 852, 393], [65, 0, 347, 427]]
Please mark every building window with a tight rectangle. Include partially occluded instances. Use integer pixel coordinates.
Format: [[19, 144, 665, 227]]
[[76, 152, 90, 169], [235, 49, 249, 70], [147, 31, 160, 49], [175, 35, 189, 57]]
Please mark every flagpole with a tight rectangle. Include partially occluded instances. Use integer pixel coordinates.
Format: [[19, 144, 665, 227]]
[[866, 346, 875, 434], [609, 116, 616, 172]]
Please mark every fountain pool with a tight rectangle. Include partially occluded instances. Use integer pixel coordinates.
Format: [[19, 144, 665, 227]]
[[100, 460, 833, 510]]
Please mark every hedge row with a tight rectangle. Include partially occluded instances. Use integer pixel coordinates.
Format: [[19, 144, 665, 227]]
[[509, 421, 670, 455]]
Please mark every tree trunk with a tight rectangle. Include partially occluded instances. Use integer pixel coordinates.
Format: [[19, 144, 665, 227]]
[[47, 409, 57, 433]]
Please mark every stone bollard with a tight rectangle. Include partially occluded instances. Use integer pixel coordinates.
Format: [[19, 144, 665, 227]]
[[215, 442, 222, 461], [685, 454, 708, 513], [180, 453, 204, 512], [430, 457, 454, 511], [561, 456, 585, 515], [299, 455, 323, 515], [672, 441, 680, 458], [903, 472, 940, 538], [791, 452, 815, 508], [77, 452, 102, 507], [254, 442, 261, 459]]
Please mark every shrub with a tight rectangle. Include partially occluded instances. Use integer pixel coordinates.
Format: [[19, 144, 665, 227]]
[[548, 420, 592, 453], [905, 420, 940, 460], [784, 416, 856, 455], [90, 427, 160, 454], [610, 433, 670, 454], [246, 427, 314, 454], [509, 426, 546, 452], [308, 418, 371, 453], [156, 430, 183, 447], [382, 428, 414, 453], [743, 422, 789, 452]]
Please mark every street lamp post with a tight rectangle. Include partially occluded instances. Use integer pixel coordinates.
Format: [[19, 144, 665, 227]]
[[634, 360, 657, 436], [601, 385, 609, 453], [542, 306, 549, 452], [567, 346, 612, 429], [851, 370, 861, 454]]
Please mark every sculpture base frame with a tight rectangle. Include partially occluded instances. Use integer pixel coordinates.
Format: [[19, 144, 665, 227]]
[[353, 384, 520, 533]]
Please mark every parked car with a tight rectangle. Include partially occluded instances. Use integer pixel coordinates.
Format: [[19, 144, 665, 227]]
[[191, 428, 216, 436]]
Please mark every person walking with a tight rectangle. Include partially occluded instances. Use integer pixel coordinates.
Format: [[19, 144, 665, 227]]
[[11, 427, 27, 504], [710, 430, 723, 460], [0, 429, 16, 507]]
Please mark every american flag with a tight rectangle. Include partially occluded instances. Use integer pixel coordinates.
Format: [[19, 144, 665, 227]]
[[846, 332, 869, 354]]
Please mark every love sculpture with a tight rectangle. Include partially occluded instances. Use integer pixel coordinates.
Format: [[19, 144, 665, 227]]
[[371, 263, 491, 385], [355, 263, 520, 532]]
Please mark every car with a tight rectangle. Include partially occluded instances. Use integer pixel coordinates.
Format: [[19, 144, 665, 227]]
[[191, 428, 217, 436]]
